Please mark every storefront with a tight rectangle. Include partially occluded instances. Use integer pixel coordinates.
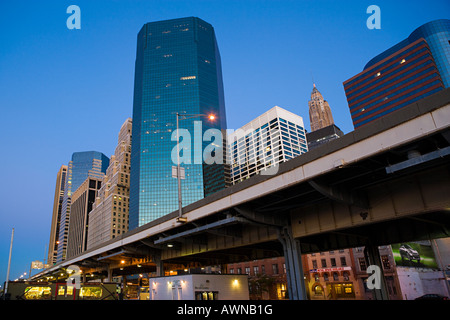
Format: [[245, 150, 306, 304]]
[[2, 281, 117, 300], [309, 267, 358, 300], [148, 274, 249, 300]]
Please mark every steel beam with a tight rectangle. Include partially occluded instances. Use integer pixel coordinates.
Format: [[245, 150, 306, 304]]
[[278, 225, 307, 300], [154, 216, 248, 245], [386, 146, 450, 174], [308, 179, 369, 209]]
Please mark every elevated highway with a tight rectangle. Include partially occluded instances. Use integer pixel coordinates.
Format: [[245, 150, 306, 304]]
[[32, 89, 450, 300]]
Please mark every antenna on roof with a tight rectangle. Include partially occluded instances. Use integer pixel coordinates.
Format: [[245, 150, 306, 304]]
[[310, 70, 315, 87]]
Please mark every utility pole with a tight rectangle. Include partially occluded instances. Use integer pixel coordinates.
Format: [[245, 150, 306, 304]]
[[4, 228, 14, 300]]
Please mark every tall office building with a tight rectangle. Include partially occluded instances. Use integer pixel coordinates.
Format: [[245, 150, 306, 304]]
[[56, 151, 109, 262], [306, 84, 344, 150], [66, 177, 103, 259], [308, 84, 334, 132], [87, 118, 132, 249], [47, 165, 68, 266], [228, 106, 308, 185], [344, 19, 450, 129], [130, 17, 227, 229]]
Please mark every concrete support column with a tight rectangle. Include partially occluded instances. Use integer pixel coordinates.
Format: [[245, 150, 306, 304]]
[[105, 266, 113, 283], [364, 244, 390, 300], [154, 255, 164, 277], [278, 225, 307, 300]]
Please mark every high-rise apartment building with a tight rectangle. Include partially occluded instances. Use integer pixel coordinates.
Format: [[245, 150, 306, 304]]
[[47, 165, 67, 266], [344, 19, 450, 128], [66, 177, 103, 259], [227, 106, 308, 185], [130, 17, 227, 229], [56, 151, 109, 262], [87, 119, 132, 249]]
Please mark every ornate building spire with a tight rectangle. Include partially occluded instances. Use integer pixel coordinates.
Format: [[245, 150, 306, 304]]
[[308, 84, 334, 132]]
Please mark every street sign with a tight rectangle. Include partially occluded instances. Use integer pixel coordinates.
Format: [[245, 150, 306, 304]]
[[31, 261, 44, 269]]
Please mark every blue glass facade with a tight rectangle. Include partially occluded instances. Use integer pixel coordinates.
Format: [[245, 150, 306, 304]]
[[365, 19, 450, 87], [130, 17, 227, 229], [56, 151, 109, 262], [344, 19, 449, 128]]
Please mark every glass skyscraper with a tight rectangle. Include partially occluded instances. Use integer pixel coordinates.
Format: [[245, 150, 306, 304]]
[[344, 19, 450, 128], [130, 17, 227, 229], [56, 151, 109, 262]]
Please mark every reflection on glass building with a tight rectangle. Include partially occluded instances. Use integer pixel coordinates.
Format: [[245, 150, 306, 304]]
[[56, 151, 109, 262], [344, 19, 450, 129], [130, 17, 228, 229]]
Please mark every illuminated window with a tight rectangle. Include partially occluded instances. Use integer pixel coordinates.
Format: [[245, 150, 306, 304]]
[[313, 285, 323, 295], [195, 291, 218, 300], [180, 76, 196, 80], [58, 286, 66, 295], [344, 286, 353, 294], [24, 286, 52, 300], [80, 287, 102, 299]]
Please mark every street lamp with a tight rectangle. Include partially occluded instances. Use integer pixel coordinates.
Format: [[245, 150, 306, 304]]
[[175, 112, 216, 222]]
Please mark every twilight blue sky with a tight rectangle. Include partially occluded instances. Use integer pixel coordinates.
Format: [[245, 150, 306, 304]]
[[0, 0, 449, 284]]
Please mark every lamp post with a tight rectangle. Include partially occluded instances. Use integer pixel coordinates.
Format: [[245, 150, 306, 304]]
[[175, 113, 215, 223], [4, 228, 14, 300]]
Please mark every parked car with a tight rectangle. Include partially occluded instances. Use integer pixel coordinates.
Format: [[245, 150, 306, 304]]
[[399, 244, 421, 262], [415, 294, 448, 300]]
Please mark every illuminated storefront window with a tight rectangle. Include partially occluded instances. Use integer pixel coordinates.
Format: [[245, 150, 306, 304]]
[[80, 287, 102, 299], [276, 283, 287, 299], [195, 291, 218, 300], [57, 285, 74, 297], [331, 283, 355, 298], [24, 286, 52, 300]]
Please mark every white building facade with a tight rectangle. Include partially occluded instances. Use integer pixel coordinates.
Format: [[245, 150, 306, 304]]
[[149, 274, 249, 300], [87, 118, 132, 249], [227, 106, 308, 185]]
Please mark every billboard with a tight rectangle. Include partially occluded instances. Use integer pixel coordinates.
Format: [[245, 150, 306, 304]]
[[31, 261, 44, 269], [391, 241, 438, 269]]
